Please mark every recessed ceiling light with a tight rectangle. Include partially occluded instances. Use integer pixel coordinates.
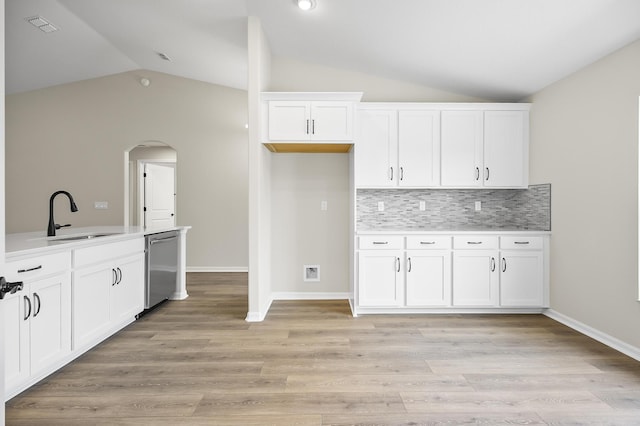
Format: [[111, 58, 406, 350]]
[[296, 0, 316, 11], [26, 15, 58, 33]]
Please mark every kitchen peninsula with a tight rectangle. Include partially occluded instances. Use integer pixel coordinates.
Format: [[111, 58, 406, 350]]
[[3, 225, 190, 400]]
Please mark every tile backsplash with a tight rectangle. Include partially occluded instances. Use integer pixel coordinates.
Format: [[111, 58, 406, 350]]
[[357, 184, 551, 231]]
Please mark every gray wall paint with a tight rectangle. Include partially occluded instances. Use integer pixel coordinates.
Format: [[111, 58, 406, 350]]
[[357, 184, 551, 231], [6, 70, 248, 269], [528, 39, 640, 349]]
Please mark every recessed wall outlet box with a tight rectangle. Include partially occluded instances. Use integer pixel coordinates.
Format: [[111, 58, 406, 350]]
[[321, 201, 328, 211], [419, 201, 426, 211], [94, 201, 108, 209], [377, 201, 385, 212], [475, 201, 481, 211], [304, 265, 320, 282]]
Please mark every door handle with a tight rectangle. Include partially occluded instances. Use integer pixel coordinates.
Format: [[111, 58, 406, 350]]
[[34, 293, 42, 317], [24, 295, 32, 320], [0, 277, 24, 299]]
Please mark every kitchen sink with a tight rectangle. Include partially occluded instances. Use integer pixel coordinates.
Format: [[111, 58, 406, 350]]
[[46, 232, 120, 242]]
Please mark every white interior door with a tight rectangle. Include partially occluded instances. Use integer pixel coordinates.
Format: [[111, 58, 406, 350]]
[[144, 163, 176, 229]]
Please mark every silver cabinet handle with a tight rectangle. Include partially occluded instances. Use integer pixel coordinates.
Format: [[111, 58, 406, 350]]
[[311, 119, 315, 135], [372, 241, 388, 245], [116, 267, 122, 285], [390, 167, 394, 181], [24, 295, 32, 321], [475, 167, 480, 181], [514, 241, 530, 245], [490, 257, 496, 272], [18, 265, 43, 273], [396, 257, 400, 273], [112, 269, 117, 286], [467, 241, 483, 245], [150, 236, 178, 245], [420, 241, 436, 245], [407, 257, 412, 272], [485, 167, 490, 181], [502, 257, 507, 272], [34, 293, 41, 317], [400, 167, 404, 181], [306, 119, 310, 134]]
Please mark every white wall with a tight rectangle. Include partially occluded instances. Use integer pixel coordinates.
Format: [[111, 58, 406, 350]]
[[5, 70, 248, 270], [528, 39, 640, 350]]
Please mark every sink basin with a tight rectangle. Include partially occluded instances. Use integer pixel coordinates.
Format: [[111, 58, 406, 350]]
[[46, 233, 120, 243]]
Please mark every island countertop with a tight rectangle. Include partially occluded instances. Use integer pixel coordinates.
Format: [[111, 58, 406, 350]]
[[6, 225, 191, 259]]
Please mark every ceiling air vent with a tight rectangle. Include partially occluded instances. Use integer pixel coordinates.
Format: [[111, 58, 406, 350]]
[[26, 16, 58, 33]]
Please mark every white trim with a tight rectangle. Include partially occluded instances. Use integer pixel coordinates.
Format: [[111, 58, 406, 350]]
[[545, 309, 640, 362], [245, 295, 274, 322], [354, 307, 546, 315], [187, 266, 248, 273], [272, 292, 350, 300]]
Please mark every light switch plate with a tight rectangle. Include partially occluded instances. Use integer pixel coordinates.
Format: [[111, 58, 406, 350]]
[[94, 201, 108, 209]]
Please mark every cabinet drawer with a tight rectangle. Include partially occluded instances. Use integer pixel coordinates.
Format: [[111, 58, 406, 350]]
[[74, 237, 144, 268], [406, 236, 451, 250], [500, 236, 543, 250], [359, 236, 403, 250], [5, 251, 71, 282], [453, 236, 498, 249]]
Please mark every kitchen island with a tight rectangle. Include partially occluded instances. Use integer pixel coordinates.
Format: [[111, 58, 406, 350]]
[[3, 225, 190, 400]]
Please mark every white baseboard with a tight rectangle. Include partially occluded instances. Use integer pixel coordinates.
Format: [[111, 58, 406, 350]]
[[245, 296, 274, 322], [545, 309, 640, 362], [272, 292, 350, 300], [187, 266, 248, 273]]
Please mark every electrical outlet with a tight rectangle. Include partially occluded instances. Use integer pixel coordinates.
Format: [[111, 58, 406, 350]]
[[475, 201, 481, 211], [419, 201, 426, 211], [377, 201, 384, 212], [320, 201, 327, 211]]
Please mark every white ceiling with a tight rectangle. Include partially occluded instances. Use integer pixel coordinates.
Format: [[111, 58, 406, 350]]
[[6, 0, 640, 100]]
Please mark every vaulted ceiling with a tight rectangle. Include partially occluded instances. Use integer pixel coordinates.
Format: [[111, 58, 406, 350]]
[[6, 0, 640, 100]]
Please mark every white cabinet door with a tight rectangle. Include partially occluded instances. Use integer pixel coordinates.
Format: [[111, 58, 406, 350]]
[[452, 250, 499, 306], [3, 287, 29, 392], [72, 265, 112, 351], [268, 101, 354, 141], [499, 251, 543, 307], [355, 109, 398, 187], [28, 274, 71, 377], [405, 250, 451, 307], [268, 101, 311, 140], [310, 102, 353, 141], [484, 111, 528, 188], [110, 254, 145, 325], [358, 250, 402, 307], [441, 110, 483, 187], [398, 110, 440, 187]]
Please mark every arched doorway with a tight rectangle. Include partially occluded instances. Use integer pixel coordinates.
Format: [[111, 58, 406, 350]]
[[125, 142, 177, 228]]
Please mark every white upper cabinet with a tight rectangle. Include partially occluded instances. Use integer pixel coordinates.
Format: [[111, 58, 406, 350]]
[[483, 111, 528, 188], [355, 109, 398, 187], [440, 110, 483, 187], [398, 110, 440, 187], [355, 106, 440, 188], [441, 108, 529, 188], [268, 101, 354, 141]]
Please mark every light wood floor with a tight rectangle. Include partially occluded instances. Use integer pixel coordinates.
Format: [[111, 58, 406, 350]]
[[6, 272, 640, 425]]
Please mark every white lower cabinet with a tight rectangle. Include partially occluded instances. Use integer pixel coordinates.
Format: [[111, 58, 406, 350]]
[[452, 250, 499, 307], [499, 236, 544, 307], [356, 233, 548, 313], [4, 252, 72, 399], [358, 250, 402, 307], [73, 239, 145, 351]]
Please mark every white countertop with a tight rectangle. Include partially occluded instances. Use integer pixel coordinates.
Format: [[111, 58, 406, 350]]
[[6, 225, 191, 259], [357, 229, 551, 235]]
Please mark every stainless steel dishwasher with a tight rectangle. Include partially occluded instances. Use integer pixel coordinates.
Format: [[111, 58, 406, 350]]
[[145, 231, 179, 309]]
